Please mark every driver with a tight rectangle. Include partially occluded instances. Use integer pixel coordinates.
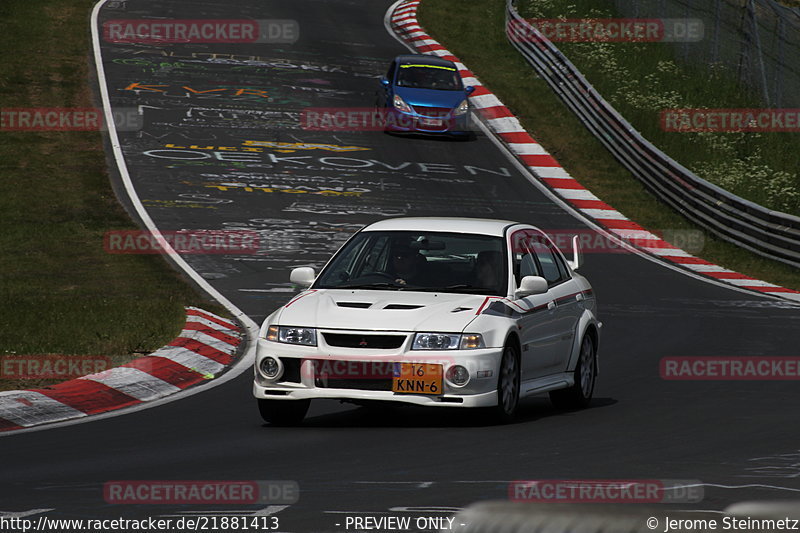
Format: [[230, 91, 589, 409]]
[[389, 243, 427, 285]]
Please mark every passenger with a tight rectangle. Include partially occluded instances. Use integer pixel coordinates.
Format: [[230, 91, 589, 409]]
[[475, 250, 502, 291]]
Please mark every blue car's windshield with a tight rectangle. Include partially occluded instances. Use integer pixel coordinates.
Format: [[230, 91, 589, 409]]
[[314, 231, 507, 295], [396, 64, 462, 91]]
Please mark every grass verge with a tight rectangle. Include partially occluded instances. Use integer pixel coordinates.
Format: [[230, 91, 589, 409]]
[[417, 0, 800, 291], [0, 0, 227, 392]]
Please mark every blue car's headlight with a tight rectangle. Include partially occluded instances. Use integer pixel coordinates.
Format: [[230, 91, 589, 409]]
[[393, 94, 413, 114], [266, 325, 317, 346], [454, 99, 469, 116]]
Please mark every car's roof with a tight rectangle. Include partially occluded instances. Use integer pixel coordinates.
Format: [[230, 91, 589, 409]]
[[394, 54, 456, 68], [362, 217, 521, 237]]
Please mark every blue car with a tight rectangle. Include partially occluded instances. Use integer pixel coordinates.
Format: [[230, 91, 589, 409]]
[[379, 54, 475, 136]]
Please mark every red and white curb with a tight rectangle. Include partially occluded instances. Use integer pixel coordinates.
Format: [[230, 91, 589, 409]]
[[389, 0, 800, 303], [0, 307, 242, 432]]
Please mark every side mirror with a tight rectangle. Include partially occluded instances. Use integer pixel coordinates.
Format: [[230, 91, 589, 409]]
[[380, 77, 390, 87], [464, 86, 476, 95], [567, 235, 582, 271], [514, 275, 548, 299], [290, 267, 316, 288]]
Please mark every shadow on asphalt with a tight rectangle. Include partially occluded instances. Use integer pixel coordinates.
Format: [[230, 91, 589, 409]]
[[259, 396, 617, 429]]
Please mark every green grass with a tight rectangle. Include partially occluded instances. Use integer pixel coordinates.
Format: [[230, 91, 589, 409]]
[[417, 0, 800, 291], [0, 0, 227, 391], [517, 0, 800, 215]]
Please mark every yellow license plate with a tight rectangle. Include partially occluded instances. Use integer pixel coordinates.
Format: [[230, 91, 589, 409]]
[[392, 363, 443, 395]]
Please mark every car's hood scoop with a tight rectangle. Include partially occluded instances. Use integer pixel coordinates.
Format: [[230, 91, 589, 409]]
[[280, 290, 487, 332]]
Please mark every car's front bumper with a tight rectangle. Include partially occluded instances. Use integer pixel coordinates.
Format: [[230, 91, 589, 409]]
[[383, 108, 471, 134], [253, 337, 502, 408]]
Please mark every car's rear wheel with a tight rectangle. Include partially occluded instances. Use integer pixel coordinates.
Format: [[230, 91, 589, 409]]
[[258, 399, 310, 426], [550, 334, 596, 410], [493, 344, 520, 423]]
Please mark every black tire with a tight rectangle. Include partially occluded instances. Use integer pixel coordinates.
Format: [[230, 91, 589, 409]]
[[258, 399, 310, 426], [550, 334, 596, 410], [493, 344, 521, 423]]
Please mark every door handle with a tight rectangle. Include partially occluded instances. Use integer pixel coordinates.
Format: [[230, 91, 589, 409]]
[[576, 293, 585, 302], [547, 301, 556, 311]]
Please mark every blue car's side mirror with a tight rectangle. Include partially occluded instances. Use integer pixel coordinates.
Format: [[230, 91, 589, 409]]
[[465, 86, 476, 95], [380, 77, 390, 87]]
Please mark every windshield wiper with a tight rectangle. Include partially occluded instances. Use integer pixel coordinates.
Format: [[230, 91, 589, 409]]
[[415, 284, 495, 293], [335, 282, 404, 290]]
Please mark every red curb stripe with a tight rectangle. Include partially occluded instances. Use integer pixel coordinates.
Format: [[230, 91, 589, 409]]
[[661, 256, 714, 265], [417, 44, 446, 53], [0, 417, 23, 432], [183, 322, 241, 346], [542, 178, 584, 189], [122, 357, 207, 389], [468, 86, 492, 96], [32, 381, 140, 415], [186, 309, 236, 330], [458, 69, 476, 79], [567, 198, 614, 210], [751, 286, 800, 293], [168, 338, 234, 365], [499, 131, 537, 144], [599, 219, 642, 230], [521, 154, 561, 167], [478, 106, 515, 119], [704, 271, 753, 280]]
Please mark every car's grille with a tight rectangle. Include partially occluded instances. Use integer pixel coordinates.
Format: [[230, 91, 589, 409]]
[[316, 377, 393, 391], [412, 105, 453, 118], [322, 333, 406, 349], [312, 359, 394, 391]]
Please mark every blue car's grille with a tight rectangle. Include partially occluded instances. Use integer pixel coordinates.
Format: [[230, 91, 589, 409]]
[[411, 105, 453, 118]]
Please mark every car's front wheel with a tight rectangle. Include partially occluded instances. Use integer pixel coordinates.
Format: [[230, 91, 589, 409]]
[[258, 399, 310, 426], [493, 344, 520, 423], [550, 334, 596, 410]]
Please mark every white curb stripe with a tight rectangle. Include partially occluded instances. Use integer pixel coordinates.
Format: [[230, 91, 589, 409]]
[[147, 347, 226, 376], [0, 392, 86, 427], [508, 142, 549, 156], [79, 367, 180, 401]]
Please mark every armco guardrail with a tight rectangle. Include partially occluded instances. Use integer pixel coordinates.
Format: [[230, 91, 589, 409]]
[[505, 0, 800, 269]]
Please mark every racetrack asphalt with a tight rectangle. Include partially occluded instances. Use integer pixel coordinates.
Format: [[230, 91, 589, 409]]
[[1, 0, 799, 530]]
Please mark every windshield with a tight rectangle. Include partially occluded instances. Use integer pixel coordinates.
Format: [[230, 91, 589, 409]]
[[396, 64, 462, 90], [314, 231, 507, 295]]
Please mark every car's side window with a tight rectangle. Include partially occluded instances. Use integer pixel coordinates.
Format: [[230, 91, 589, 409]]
[[530, 239, 566, 286], [511, 231, 540, 286]]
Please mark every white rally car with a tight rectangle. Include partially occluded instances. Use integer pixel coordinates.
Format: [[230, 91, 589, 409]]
[[253, 218, 601, 425]]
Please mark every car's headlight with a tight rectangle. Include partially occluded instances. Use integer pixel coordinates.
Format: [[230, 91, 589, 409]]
[[266, 325, 317, 346], [412, 333, 485, 350], [454, 99, 469, 116], [393, 94, 413, 114]]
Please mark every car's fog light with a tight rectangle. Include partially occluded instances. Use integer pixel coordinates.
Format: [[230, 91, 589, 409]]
[[446, 365, 470, 387], [260, 356, 282, 379]]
